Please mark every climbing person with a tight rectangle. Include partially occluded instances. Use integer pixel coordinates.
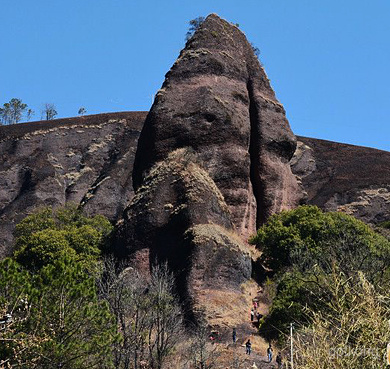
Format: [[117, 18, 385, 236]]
[[245, 339, 252, 355], [256, 312, 262, 321], [250, 308, 254, 322], [232, 327, 237, 343], [267, 344, 273, 363], [253, 300, 258, 310], [276, 352, 282, 369]]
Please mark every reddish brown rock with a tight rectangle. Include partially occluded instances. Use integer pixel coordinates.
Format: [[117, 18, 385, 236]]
[[115, 148, 252, 317], [133, 14, 302, 240], [0, 112, 146, 257], [123, 14, 302, 320], [291, 136, 390, 224]]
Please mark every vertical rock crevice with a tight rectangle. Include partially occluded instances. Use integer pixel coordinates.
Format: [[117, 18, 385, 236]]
[[247, 79, 266, 228]]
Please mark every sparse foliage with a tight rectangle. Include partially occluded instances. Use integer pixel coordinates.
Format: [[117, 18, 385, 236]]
[[294, 269, 390, 369], [186, 17, 205, 41], [147, 264, 184, 369], [78, 107, 86, 116], [99, 259, 184, 369], [186, 321, 220, 369], [26, 109, 34, 121], [42, 103, 57, 120], [250, 43, 260, 58], [0, 98, 28, 125]]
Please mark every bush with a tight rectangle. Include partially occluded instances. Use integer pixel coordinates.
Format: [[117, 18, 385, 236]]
[[186, 16, 205, 41], [250, 206, 390, 341]]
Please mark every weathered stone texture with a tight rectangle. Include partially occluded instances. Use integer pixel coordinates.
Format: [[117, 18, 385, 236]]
[[133, 14, 302, 241], [291, 136, 390, 223], [0, 112, 146, 257]]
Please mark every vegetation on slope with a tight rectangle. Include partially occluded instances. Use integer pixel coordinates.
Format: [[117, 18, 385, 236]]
[[250, 205, 390, 367], [0, 205, 184, 369]]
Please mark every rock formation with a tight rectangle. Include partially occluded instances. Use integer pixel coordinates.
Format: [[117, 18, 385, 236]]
[[0, 112, 145, 257], [291, 136, 390, 224], [133, 14, 301, 238], [119, 14, 302, 321], [0, 13, 389, 327]]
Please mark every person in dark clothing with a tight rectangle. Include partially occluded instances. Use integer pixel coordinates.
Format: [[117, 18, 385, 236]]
[[267, 344, 273, 362], [250, 308, 254, 322], [245, 339, 252, 355], [232, 328, 237, 343], [276, 352, 282, 368]]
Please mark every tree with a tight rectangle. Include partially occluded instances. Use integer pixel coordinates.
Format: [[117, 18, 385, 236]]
[[249, 206, 390, 341], [26, 109, 34, 121], [0, 205, 117, 368], [0, 257, 118, 368], [42, 103, 57, 120], [0, 98, 28, 125], [186, 17, 205, 41], [147, 264, 183, 369], [98, 260, 183, 369], [0, 103, 11, 125], [98, 258, 151, 369], [78, 107, 86, 116], [13, 204, 113, 272], [185, 321, 220, 369], [250, 206, 390, 281]]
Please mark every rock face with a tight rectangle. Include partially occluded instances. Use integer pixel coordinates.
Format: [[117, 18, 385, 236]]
[[0, 112, 146, 257], [122, 14, 301, 320], [133, 14, 301, 238], [291, 136, 390, 223]]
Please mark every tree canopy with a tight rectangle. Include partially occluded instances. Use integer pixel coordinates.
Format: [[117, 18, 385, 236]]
[[0, 205, 116, 368], [13, 204, 112, 271], [249, 206, 390, 341], [0, 98, 28, 125]]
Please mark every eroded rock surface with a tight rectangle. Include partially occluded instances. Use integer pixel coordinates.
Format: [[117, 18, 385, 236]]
[[292, 136, 390, 223], [123, 14, 302, 321], [0, 112, 146, 257], [133, 14, 302, 240]]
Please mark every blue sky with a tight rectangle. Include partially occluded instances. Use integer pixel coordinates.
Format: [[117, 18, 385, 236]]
[[1, 0, 389, 151]]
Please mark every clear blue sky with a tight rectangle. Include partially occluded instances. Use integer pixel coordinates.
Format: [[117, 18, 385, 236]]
[[1, 0, 389, 151]]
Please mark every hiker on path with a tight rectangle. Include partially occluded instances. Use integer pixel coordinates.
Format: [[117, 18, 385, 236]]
[[232, 328, 236, 343], [276, 352, 282, 369], [250, 308, 254, 322], [267, 344, 273, 362], [245, 339, 252, 355]]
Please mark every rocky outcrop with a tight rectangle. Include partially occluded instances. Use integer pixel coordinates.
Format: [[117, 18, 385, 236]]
[[115, 148, 252, 319], [133, 14, 302, 239], [122, 14, 302, 320], [0, 112, 146, 257], [291, 136, 390, 223]]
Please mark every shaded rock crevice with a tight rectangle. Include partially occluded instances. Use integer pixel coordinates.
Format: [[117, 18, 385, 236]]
[[247, 78, 266, 228]]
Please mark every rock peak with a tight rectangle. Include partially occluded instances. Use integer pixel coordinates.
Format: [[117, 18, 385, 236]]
[[124, 14, 303, 322]]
